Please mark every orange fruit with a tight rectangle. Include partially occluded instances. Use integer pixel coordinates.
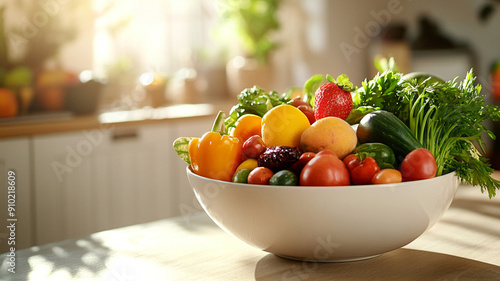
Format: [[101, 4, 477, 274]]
[[231, 114, 262, 143], [38, 87, 65, 111], [0, 88, 19, 118], [300, 116, 357, 159], [261, 104, 310, 148]]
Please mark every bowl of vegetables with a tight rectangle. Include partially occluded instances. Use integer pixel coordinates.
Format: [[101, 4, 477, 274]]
[[187, 167, 459, 262], [174, 64, 500, 262]]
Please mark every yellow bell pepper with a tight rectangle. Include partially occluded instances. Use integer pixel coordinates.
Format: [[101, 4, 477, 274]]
[[235, 159, 258, 173], [188, 131, 242, 181]]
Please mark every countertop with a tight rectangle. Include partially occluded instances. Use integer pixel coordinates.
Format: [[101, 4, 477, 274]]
[[2, 181, 499, 280], [0, 99, 235, 139]]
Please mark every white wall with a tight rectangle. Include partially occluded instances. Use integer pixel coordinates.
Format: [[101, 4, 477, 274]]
[[273, 0, 500, 93], [391, 0, 500, 88], [7, 0, 499, 94], [273, 0, 388, 91]]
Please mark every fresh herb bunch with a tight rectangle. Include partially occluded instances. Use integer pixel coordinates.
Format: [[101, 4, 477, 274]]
[[353, 70, 407, 120], [224, 86, 291, 130], [354, 69, 500, 198], [407, 71, 500, 197]]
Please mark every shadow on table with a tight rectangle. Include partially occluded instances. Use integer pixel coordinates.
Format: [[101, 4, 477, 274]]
[[1, 235, 111, 280], [441, 196, 500, 239], [254, 248, 500, 281], [451, 197, 500, 220]]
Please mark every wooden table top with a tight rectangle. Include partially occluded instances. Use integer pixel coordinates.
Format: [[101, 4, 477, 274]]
[[2, 183, 500, 280]]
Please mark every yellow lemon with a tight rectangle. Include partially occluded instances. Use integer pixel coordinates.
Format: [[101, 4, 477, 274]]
[[261, 104, 310, 148], [300, 116, 357, 159]]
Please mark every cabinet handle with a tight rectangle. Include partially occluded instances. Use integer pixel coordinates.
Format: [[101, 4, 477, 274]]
[[112, 130, 139, 141]]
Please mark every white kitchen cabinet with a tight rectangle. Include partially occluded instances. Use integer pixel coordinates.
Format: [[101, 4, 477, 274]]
[[33, 129, 109, 245], [0, 137, 33, 252], [31, 117, 213, 246]]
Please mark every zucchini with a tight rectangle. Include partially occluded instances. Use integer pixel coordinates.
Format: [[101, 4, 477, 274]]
[[356, 110, 423, 159]]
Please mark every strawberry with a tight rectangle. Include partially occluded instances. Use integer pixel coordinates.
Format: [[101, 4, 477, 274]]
[[314, 74, 355, 120]]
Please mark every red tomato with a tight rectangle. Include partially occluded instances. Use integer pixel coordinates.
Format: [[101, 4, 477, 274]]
[[242, 135, 267, 159], [371, 169, 402, 184], [297, 105, 316, 125], [400, 148, 437, 181], [300, 152, 350, 186], [350, 157, 380, 185], [316, 150, 336, 156], [291, 98, 312, 108], [289, 152, 316, 176], [343, 154, 361, 172], [248, 167, 274, 185]]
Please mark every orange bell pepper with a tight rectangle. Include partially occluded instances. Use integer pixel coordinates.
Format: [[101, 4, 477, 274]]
[[188, 131, 242, 181]]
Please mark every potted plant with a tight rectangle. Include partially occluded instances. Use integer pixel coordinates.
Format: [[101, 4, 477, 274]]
[[218, 0, 281, 95]]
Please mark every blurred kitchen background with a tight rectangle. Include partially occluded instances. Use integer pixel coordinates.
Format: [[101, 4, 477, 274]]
[[1, 0, 500, 252], [1, 0, 500, 113]]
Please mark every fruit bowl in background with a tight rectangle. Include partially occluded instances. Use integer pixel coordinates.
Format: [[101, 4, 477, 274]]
[[186, 167, 459, 262]]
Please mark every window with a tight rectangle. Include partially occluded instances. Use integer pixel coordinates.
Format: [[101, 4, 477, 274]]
[[92, 0, 220, 79]]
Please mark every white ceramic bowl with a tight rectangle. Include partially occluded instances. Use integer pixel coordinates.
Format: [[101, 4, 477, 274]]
[[187, 167, 459, 262]]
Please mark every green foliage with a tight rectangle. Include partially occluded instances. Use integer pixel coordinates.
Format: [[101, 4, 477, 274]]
[[212, 111, 227, 135], [219, 0, 281, 63], [373, 56, 399, 73], [173, 137, 195, 164], [224, 86, 290, 130], [302, 74, 324, 107], [354, 70, 407, 119]]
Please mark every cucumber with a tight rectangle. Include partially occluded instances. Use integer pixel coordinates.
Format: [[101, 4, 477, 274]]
[[356, 110, 423, 159]]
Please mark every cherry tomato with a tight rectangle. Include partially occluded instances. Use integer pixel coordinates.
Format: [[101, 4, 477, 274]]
[[297, 105, 316, 125], [289, 152, 316, 176], [350, 157, 380, 185], [371, 169, 402, 184], [300, 152, 350, 186], [291, 98, 312, 108], [343, 154, 361, 172], [400, 148, 437, 181], [242, 135, 267, 159], [248, 167, 274, 185]]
